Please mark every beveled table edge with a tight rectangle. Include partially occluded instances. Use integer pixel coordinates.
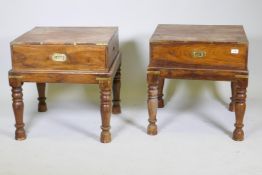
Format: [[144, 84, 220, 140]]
[[147, 66, 248, 81]]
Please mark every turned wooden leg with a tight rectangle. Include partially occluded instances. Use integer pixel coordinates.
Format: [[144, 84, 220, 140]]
[[112, 66, 121, 114], [98, 79, 112, 143], [233, 79, 248, 141], [37, 83, 47, 112], [147, 71, 159, 135], [9, 78, 26, 140], [229, 81, 237, 112], [158, 78, 165, 108]]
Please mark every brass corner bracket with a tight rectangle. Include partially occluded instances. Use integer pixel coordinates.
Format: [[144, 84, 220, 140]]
[[235, 74, 248, 79], [96, 77, 112, 81], [9, 75, 23, 79], [96, 42, 108, 46], [147, 70, 160, 75]]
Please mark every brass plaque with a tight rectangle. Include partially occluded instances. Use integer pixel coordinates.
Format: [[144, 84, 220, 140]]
[[192, 51, 206, 58], [51, 53, 67, 62]]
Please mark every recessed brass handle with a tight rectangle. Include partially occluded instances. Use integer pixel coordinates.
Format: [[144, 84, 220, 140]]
[[51, 53, 67, 62], [192, 51, 206, 58]]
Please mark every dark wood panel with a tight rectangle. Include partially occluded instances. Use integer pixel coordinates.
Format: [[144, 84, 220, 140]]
[[107, 32, 119, 68]]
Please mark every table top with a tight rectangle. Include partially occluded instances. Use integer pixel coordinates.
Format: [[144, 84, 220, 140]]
[[11, 27, 118, 45], [150, 24, 248, 44]]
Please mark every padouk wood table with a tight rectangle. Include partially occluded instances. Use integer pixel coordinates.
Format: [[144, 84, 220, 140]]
[[9, 27, 121, 143], [147, 24, 249, 141]]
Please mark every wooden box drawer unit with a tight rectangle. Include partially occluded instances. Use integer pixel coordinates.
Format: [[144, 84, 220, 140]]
[[11, 27, 119, 72], [150, 43, 247, 70], [147, 24, 249, 141], [9, 27, 121, 143]]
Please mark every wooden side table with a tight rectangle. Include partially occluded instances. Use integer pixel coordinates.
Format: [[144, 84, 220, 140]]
[[147, 24, 249, 141], [9, 27, 121, 143]]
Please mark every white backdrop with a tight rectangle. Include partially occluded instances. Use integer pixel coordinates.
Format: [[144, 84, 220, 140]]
[[1, 0, 262, 101], [1, 0, 262, 175]]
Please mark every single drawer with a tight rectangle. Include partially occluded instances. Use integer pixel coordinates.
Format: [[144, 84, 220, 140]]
[[11, 44, 115, 72], [150, 43, 248, 70]]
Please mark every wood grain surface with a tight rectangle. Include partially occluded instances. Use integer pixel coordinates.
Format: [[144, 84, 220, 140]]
[[150, 24, 248, 44], [11, 27, 119, 72], [150, 43, 247, 70], [11, 27, 118, 45]]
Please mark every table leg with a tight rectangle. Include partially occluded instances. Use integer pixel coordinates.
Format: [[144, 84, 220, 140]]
[[147, 72, 159, 135], [37, 83, 47, 112], [229, 81, 237, 112], [9, 78, 26, 140], [99, 79, 112, 143], [112, 65, 121, 114], [233, 79, 248, 141], [158, 78, 165, 108]]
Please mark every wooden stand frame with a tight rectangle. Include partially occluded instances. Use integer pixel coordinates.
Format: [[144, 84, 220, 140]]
[[9, 54, 121, 143], [147, 67, 248, 141]]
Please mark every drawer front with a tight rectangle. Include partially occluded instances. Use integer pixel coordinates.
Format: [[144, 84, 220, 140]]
[[150, 43, 248, 70], [12, 45, 107, 71]]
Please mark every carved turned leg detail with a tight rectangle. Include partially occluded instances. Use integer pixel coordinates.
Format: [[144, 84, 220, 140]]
[[98, 79, 112, 143], [147, 72, 159, 135], [37, 83, 47, 112], [158, 78, 165, 108], [229, 81, 237, 112], [233, 79, 248, 141], [112, 66, 121, 114], [9, 79, 26, 140]]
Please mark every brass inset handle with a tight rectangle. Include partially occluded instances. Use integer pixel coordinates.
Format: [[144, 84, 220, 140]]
[[51, 53, 67, 62], [192, 51, 206, 58]]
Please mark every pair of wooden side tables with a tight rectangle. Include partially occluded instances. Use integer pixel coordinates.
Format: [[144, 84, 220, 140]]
[[9, 25, 249, 143]]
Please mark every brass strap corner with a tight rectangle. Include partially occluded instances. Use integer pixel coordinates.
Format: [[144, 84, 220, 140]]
[[96, 77, 112, 81], [96, 42, 108, 46], [147, 70, 160, 75], [9, 75, 23, 79], [235, 75, 248, 79]]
